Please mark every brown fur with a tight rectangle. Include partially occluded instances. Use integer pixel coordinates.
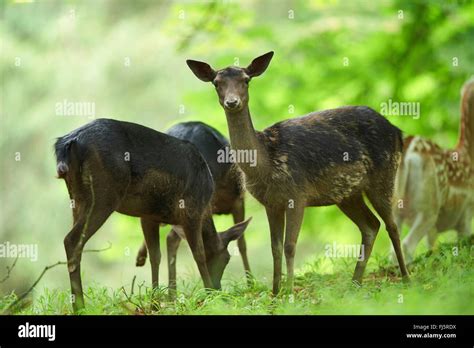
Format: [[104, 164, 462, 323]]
[[187, 52, 409, 293]]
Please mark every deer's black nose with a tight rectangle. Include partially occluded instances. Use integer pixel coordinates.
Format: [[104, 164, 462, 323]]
[[224, 98, 240, 109]]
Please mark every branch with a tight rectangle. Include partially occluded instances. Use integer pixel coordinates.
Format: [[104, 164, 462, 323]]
[[120, 279, 144, 313], [0, 256, 19, 284], [1, 242, 112, 314], [118, 277, 151, 315], [1, 261, 66, 314], [83, 241, 112, 254], [130, 275, 136, 296]]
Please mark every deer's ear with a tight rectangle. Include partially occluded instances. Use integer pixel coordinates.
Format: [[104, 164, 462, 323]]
[[220, 218, 252, 247], [246, 51, 274, 78], [186, 59, 216, 82]]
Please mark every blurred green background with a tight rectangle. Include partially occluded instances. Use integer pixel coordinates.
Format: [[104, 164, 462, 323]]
[[1, 0, 473, 300]]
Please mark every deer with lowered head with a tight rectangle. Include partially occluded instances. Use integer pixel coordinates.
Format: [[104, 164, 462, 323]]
[[55, 118, 250, 311], [135, 121, 251, 286], [393, 78, 474, 262], [187, 52, 409, 293]]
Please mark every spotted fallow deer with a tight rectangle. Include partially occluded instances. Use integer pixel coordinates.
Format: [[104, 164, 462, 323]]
[[393, 78, 474, 262], [186, 52, 409, 294]]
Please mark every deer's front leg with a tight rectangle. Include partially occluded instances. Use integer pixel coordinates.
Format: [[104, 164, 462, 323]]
[[456, 212, 473, 245], [284, 202, 305, 292], [141, 218, 161, 289], [183, 221, 214, 289], [427, 228, 438, 251], [402, 212, 436, 263], [265, 206, 285, 295]]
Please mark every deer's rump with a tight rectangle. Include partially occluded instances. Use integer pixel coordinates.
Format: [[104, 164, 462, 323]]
[[258, 106, 402, 205], [54, 118, 214, 222]]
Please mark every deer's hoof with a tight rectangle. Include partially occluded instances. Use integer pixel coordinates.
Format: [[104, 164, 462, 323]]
[[135, 256, 146, 267]]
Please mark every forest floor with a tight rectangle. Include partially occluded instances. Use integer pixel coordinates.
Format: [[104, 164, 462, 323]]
[[1, 240, 473, 315]]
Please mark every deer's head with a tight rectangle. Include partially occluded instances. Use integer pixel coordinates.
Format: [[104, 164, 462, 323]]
[[187, 52, 274, 114], [206, 218, 251, 289]]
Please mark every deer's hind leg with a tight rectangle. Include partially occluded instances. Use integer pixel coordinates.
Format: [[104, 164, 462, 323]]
[[367, 179, 409, 281], [64, 175, 120, 312], [167, 227, 182, 298], [337, 194, 381, 285], [456, 211, 473, 246], [136, 241, 148, 267]]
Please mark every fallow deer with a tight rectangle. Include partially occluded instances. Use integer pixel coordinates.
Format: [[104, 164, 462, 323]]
[[393, 78, 474, 262], [186, 52, 409, 294], [135, 121, 251, 287], [55, 118, 250, 311]]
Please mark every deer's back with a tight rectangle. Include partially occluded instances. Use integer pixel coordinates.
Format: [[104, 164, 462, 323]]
[[253, 106, 402, 205], [55, 118, 214, 223]]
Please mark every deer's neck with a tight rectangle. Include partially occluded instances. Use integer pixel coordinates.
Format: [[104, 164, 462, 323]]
[[456, 83, 474, 161], [202, 215, 221, 255], [224, 106, 270, 177]]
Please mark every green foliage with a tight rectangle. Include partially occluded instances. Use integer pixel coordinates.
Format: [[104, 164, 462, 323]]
[[1, 0, 473, 313], [2, 241, 472, 314]]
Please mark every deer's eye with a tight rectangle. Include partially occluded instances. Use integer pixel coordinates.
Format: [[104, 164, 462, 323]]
[[244, 78, 250, 85], [212, 80, 219, 88]]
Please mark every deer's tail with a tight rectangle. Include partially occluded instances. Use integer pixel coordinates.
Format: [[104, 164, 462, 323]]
[[54, 135, 84, 179]]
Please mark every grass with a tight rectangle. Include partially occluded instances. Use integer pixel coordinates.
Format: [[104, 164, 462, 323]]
[[1, 241, 473, 315]]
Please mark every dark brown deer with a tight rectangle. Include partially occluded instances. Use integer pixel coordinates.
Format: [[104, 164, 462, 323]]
[[187, 52, 409, 294], [55, 118, 250, 311], [393, 78, 474, 262], [135, 121, 251, 287]]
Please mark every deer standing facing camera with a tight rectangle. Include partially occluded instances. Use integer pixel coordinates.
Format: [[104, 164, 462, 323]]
[[186, 52, 409, 293]]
